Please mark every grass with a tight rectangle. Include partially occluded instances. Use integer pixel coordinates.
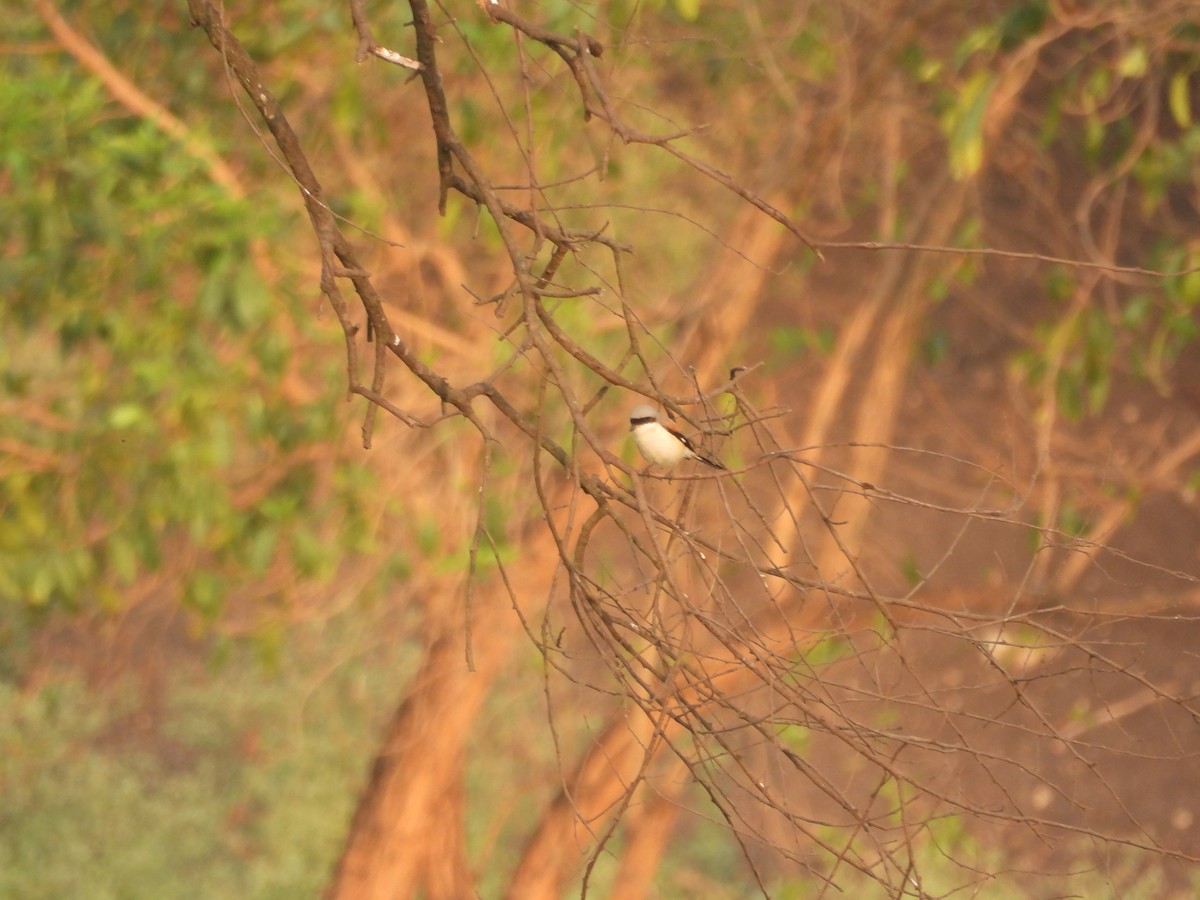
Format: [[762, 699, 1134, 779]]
[[2, 608, 1193, 899], [0, 613, 419, 900]]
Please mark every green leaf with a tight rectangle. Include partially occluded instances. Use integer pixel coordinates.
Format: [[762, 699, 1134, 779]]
[[106, 402, 147, 430], [768, 325, 835, 363], [107, 534, 140, 585], [232, 266, 271, 329], [804, 636, 852, 667], [674, 0, 700, 21], [944, 72, 997, 178], [245, 525, 279, 577], [29, 566, 56, 606], [1169, 72, 1192, 128], [997, 1, 1047, 51], [1122, 293, 1152, 327], [186, 570, 226, 620], [922, 330, 951, 364], [776, 723, 809, 754], [1186, 469, 1200, 494], [901, 554, 923, 586], [1117, 45, 1148, 78], [1057, 500, 1089, 538]]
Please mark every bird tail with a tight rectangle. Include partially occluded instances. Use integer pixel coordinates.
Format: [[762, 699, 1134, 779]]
[[697, 453, 726, 470]]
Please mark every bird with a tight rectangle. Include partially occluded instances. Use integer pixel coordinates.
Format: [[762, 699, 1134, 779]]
[[629, 404, 726, 470]]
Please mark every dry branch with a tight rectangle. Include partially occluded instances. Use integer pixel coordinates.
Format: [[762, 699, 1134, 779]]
[[176, 0, 1200, 895]]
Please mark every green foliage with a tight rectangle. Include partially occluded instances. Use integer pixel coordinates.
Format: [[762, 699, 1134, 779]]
[[900, 553, 923, 586], [0, 45, 368, 619], [930, 5, 1200, 422], [768, 324, 835, 367], [635, 783, 762, 900], [781, 635, 853, 682], [942, 71, 997, 178], [1186, 468, 1200, 496], [674, 0, 701, 23], [1015, 242, 1200, 419], [776, 722, 810, 755], [932, 7, 1048, 175], [996, 1, 1048, 52], [1064, 311, 1114, 419], [920, 328, 951, 364], [806, 634, 853, 667], [1168, 71, 1193, 128], [770, 812, 1178, 898], [1055, 497, 1091, 538], [0, 624, 418, 899]]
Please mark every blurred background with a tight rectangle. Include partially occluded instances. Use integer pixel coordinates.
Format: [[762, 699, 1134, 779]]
[[3, 1, 1200, 897]]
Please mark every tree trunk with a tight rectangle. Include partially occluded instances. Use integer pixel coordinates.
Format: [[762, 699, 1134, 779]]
[[327, 507, 565, 899]]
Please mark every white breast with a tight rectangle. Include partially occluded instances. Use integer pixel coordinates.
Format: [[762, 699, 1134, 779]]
[[632, 422, 690, 466]]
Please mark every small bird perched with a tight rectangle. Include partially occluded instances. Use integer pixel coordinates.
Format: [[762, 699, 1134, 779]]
[[629, 404, 726, 470]]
